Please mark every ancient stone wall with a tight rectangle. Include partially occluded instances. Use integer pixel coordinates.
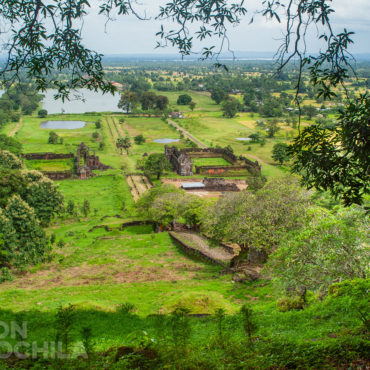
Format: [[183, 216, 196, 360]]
[[165, 146, 261, 177], [23, 153, 74, 160], [202, 178, 239, 191], [195, 165, 250, 176], [42, 171, 73, 180], [76, 142, 111, 179]]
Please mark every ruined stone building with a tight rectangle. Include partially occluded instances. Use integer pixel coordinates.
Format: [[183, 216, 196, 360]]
[[165, 145, 193, 176], [76, 142, 111, 179]]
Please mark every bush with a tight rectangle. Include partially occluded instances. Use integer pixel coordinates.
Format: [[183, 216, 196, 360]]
[[38, 109, 48, 118], [48, 131, 59, 144], [0, 267, 13, 283], [0, 150, 23, 169], [277, 296, 305, 312], [92, 132, 99, 139], [134, 134, 145, 145], [177, 94, 192, 105]]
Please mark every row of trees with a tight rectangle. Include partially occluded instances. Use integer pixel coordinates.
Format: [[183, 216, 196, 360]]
[[137, 176, 368, 292], [118, 91, 169, 113], [0, 143, 64, 271]]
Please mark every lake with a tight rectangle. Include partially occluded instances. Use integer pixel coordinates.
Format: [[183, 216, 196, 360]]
[[42, 89, 121, 114], [40, 121, 87, 129], [153, 138, 180, 144], [235, 137, 252, 141]]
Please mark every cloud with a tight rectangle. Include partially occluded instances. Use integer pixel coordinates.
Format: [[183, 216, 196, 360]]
[[81, 0, 370, 54]]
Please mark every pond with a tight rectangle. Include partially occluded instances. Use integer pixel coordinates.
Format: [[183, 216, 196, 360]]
[[42, 89, 121, 114], [40, 120, 87, 129], [153, 138, 180, 144], [235, 137, 252, 141]]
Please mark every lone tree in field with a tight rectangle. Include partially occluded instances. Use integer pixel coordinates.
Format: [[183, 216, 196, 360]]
[[48, 131, 59, 144], [144, 153, 172, 180], [0, 0, 367, 204], [177, 94, 192, 105], [211, 88, 228, 105], [222, 98, 240, 118], [272, 143, 290, 165], [118, 91, 139, 113], [116, 137, 131, 154], [38, 109, 48, 118]]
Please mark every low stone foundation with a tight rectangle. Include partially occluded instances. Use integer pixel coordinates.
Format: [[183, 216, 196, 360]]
[[23, 152, 74, 160]]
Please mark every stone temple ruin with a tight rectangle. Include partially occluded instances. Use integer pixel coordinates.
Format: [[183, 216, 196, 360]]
[[76, 142, 111, 179], [165, 146, 261, 177], [165, 146, 193, 176], [23, 142, 111, 180]]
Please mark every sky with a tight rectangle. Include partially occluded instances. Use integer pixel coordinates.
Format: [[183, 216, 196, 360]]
[[80, 0, 370, 57]]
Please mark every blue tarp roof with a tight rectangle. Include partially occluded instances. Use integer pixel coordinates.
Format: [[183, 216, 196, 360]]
[[181, 182, 205, 189]]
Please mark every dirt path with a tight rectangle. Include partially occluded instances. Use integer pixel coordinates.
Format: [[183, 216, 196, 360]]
[[244, 154, 266, 165], [9, 117, 22, 137], [171, 231, 235, 263], [126, 174, 153, 202], [167, 119, 207, 148]]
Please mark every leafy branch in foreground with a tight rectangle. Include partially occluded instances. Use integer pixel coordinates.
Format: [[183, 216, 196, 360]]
[[290, 94, 370, 206]]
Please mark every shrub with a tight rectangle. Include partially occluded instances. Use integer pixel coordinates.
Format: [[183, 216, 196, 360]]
[[38, 109, 48, 118], [134, 134, 145, 145], [0, 267, 13, 283], [277, 296, 305, 312], [0, 150, 23, 169], [116, 302, 137, 315]]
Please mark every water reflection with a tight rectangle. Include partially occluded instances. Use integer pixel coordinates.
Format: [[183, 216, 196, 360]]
[[42, 89, 120, 114], [40, 121, 86, 129]]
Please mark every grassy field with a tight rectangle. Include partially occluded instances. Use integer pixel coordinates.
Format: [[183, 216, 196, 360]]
[[25, 158, 74, 171], [13, 114, 101, 153]]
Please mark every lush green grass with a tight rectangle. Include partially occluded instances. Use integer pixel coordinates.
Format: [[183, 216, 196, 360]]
[[25, 158, 74, 171], [14, 114, 101, 154], [192, 157, 231, 168]]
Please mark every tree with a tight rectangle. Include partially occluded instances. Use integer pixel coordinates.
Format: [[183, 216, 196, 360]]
[[0, 135, 22, 154], [144, 153, 172, 180], [267, 206, 369, 291], [66, 200, 75, 216], [141, 92, 157, 111], [4, 195, 49, 268], [272, 143, 290, 165], [266, 120, 280, 138], [118, 91, 138, 113], [203, 176, 310, 254], [116, 137, 131, 154], [0, 151, 23, 169], [290, 94, 370, 206], [221, 98, 240, 118], [189, 101, 196, 111], [81, 200, 90, 217], [211, 88, 228, 105], [248, 133, 262, 144], [38, 109, 48, 118], [134, 134, 145, 145], [155, 95, 169, 111], [177, 94, 192, 105], [302, 105, 317, 120], [22, 170, 64, 226], [48, 131, 59, 144]]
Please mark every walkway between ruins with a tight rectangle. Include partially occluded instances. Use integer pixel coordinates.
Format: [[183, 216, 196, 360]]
[[170, 231, 235, 265], [126, 174, 152, 201], [9, 117, 23, 137], [167, 119, 207, 148]]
